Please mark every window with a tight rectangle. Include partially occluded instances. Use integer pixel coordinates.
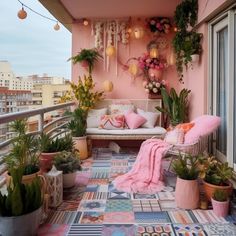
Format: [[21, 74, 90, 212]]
[[209, 8, 236, 170]]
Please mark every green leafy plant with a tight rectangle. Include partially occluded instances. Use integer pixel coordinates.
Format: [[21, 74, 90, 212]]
[[213, 189, 228, 202], [68, 107, 87, 137], [156, 87, 191, 126], [68, 48, 103, 74], [173, 0, 203, 82], [172, 153, 199, 180], [39, 133, 74, 153], [174, 0, 198, 31], [5, 119, 39, 175], [53, 151, 81, 174], [0, 167, 42, 216], [198, 155, 233, 186]]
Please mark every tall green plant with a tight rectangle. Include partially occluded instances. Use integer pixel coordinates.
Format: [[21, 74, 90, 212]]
[[0, 167, 42, 216], [68, 108, 87, 137], [68, 48, 103, 74], [173, 153, 199, 180], [39, 133, 73, 153], [156, 88, 191, 126], [5, 119, 39, 175]]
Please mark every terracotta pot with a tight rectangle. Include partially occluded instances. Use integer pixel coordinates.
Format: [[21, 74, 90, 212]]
[[6, 170, 41, 186], [211, 198, 229, 217], [148, 68, 163, 80], [203, 180, 233, 202], [40, 152, 60, 172], [63, 172, 77, 188], [175, 177, 199, 209], [73, 136, 88, 160]]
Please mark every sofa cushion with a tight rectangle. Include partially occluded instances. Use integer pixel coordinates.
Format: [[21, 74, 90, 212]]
[[137, 108, 160, 128], [124, 112, 147, 129], [87, 108, 107, 128], [109, 103, 135, 115], [99, 114, 125, 130]]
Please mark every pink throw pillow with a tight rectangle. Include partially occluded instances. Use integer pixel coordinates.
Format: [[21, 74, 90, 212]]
[[164, 128, 184, 144], [100, 114, 125, 130], [125, 112, 147, 129], [184, 115, 221, 144]]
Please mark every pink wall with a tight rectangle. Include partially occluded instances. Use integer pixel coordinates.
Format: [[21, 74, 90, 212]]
[[71, 20, 178, 99], [183, 0, 228, 120]]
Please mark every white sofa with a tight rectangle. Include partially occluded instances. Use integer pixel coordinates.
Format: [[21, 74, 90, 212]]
[[86, 99, 166, 140]]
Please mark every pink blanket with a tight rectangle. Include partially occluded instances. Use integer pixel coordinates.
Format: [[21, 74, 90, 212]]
[[113, 139, 171, 194]]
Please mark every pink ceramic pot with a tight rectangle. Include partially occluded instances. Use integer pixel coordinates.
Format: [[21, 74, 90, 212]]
[[211, 198, 229, 217], [175, 177, 199, 209]]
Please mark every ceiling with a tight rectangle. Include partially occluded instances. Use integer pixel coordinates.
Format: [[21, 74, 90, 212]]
[[39, 0, 181, 31]]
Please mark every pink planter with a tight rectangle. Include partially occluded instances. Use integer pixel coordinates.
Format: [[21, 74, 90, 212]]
[[175, 177, 199, 209], [211, 198, 229, 217]]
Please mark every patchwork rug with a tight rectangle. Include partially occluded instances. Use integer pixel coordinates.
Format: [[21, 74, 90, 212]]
[[38, 148, 236, 236]]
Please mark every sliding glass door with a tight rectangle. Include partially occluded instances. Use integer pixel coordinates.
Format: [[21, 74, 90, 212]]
[[210, 9, 236, 169]]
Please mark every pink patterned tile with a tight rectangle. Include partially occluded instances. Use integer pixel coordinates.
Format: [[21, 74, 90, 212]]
[[104, 212, 135, 223], [37, 224, 69, 236]]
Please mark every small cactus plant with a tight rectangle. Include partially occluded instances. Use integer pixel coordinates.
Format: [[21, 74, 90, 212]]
[[213, 189, 228, 202], [0, 167, 42, 216]]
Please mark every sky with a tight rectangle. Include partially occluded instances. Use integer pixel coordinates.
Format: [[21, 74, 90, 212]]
[[0, 1, 71, 80]]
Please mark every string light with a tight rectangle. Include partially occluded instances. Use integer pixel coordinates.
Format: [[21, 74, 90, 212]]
[[17, 0, 60, 31], [83, 18, 89, 26]]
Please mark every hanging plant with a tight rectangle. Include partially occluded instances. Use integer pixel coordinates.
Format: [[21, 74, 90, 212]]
[[174, 0, 198, 31], [173, 0, 202, 82], [68, 48, 103, 75], [146, 17, 171, 34]]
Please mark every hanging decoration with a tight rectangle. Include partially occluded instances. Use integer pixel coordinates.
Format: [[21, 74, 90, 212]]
[[17, 0, 61, 31], [146, 17, 171, 35], [94, 22, 104, 50]]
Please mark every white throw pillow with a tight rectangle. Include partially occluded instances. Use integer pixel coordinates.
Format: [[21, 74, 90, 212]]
[[109, 104, 135, 115], [87, 108, 107, 128], [137, 108, 160, 128]]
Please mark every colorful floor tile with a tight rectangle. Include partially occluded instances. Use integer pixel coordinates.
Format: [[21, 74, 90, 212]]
[[102, 224, 136, 236], [38, 224, 69, 236], [67, 224, 103, 236], [137, 224, 175, 236], [173, 224, 207, 236], [79, 200, 106, 211], [80, 211, 104, 224], [134, 211, 171, 223], [105, 199, 133, 212], [40, 148, 236, 236], [103, 211, 135, 223], [203, 223, 236, 236], [132, 199, 161, 212]]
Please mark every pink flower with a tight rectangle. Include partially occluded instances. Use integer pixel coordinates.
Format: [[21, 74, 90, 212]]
[[156, 23, 161, 28], [161, 80, 166, 85]]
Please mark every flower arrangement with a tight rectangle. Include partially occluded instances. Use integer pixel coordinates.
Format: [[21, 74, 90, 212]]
[[143, 79, 166, 95], [138, 53, 168, 75], [146, 17, 171, 34]]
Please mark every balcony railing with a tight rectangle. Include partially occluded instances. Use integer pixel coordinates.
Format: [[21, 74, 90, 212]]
[[0, 101, 75, 186]]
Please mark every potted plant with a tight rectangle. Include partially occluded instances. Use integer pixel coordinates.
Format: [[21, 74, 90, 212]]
[[39, 133, 74, 172], [198, 155, 233, 201], [173, 153, 199, 209], [5, 119, 39, 185], [211, 189, 229, 217], [68, 48, 103, 75], [53, 151, 81, 188], [0, 167, 42, 236], [68, 107, 88, 159], [156, 87, 191, 127]]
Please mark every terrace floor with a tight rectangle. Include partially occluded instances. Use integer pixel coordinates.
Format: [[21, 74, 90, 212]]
[[38, 148, 236, 236]]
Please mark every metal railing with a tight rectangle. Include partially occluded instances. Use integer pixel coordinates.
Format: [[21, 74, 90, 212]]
[[0, 102, 75, 185]]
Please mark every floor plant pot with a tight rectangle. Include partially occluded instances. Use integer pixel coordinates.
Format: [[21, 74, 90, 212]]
[[203, 180, 233, 202], [63, 172, 77, 188], [175, 177, 199, 209], [0, 207, 41, 236], [211, 198, 229, 217], [6, 170, 40, 186], [73, 136, 88, 160], [40, 152, 60, 172]]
